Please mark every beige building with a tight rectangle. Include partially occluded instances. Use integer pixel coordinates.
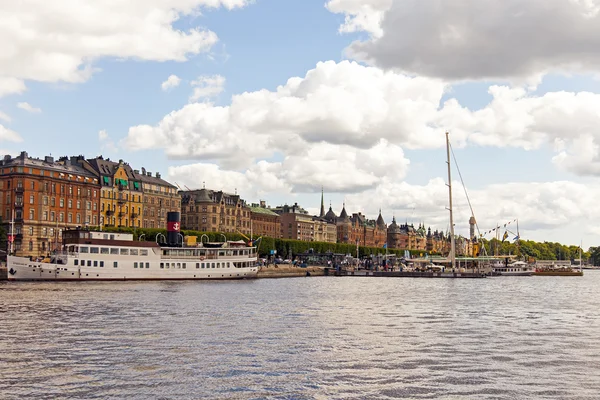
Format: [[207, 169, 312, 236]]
[[180, 188, 251, 235], [134, 167, 180, 229]]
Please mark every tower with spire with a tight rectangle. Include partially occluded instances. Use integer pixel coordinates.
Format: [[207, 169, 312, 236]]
[[319, 186, 325, 218]]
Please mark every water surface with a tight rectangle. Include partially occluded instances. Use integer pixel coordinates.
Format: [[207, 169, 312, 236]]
[[2, 272, 600, 399]]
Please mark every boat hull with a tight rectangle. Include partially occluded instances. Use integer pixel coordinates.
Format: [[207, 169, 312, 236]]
[[6, 256, 259, 281], [532, 271, 583, 276]]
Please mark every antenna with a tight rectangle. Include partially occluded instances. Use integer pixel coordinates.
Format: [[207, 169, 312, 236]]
[[202, 181, 205, 189], [173, 182, 182, 190]]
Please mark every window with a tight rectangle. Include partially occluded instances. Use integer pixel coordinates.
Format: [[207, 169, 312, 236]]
[[87, 261, 91, 266], [29, 195, 34, 204], [120, 249, 129, 255], [134, 262, 138, 268], [50, 211, 55, 222], [212, 263, 215, 269], [145, 263, 149, 269], [101, 248, 109, 254], [60, 198, 64, 207], [182, 263, 186, 269], [59, 212, 64, 222], [160, 263, 164, 269], [93, 261, 98, 267], [140, 249, 148, 256], [77, 201, 81, 209], [114, 261, 118, 268], [130, 249, 138, 256], [68, 213, 72, 223], [90, 247, 99, 254], [196, 263, 200, 269], [29, 209, 34, 219], [74, 260, 78, 266], [68, 199, 72, 208], [80, 247, 89, 253], [100, 261, 104, 267]]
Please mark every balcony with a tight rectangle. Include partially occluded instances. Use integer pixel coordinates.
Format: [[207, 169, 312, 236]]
[[117, 197, 126, 204], [118, 212, 125, 218], [15, 187, 24, 193], [14, 202, 23, 208], [105, 210, 114, 216], [130, 213, 138, 219]]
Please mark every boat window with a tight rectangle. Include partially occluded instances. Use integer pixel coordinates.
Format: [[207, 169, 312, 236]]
[[160, 263, 164, 269], [182, 263, 186, 269], [74, 259, 78, 266], [196, 263, 200, 269], [201, 263, 205, 269], [233, 250, 238, 256], [110, 235, 115, 240], [134, 262, 138, 268], [212, 263, 215, 268], [177, 263, 181, 268], [219, 251, 225, 257], [100, 261, 104, 267], [130, 249, 139, 256], [90, 247, 99, 254], [199, 250, 206, 256], [140, 249, 148, 256], [87, 260, 92, 266], [114, 262, 118, 268], [185, 250, 192, 257], [93, 261, 98, 267], [145, 263, 149, 269], [110, 248, 119, 255], [80, 247, 89, 253], [120, 248, 129, 255], [103, 234, 108, 240], [101, 247, 109, 254]]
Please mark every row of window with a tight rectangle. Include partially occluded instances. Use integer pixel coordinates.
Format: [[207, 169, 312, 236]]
[[7, 180, 98, 196], [79, 246, 150, 256], [75, 259, 105, 267]]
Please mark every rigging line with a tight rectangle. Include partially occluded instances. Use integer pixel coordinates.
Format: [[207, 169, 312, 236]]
[[448, 141, 488, 256]]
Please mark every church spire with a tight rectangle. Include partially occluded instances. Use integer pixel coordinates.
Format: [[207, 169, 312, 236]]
[[319, 186, 325, 218]]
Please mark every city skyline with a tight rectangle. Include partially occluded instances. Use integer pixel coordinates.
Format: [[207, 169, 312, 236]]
[[2, 1, 600, 246]]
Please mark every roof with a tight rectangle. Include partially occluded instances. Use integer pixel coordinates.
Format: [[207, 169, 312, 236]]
[[249, 206, 280, 217], [0, 152, 97, 180]]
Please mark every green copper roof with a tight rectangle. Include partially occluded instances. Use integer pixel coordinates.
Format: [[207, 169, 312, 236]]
[[249, 206, 279, 216]]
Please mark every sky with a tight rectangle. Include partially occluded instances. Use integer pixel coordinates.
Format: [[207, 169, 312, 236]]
[[2, 0, 600, 247]]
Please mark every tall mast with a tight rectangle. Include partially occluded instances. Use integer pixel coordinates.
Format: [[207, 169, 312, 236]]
[[446, 132, 456, 270], [9, 208, 14, 255]]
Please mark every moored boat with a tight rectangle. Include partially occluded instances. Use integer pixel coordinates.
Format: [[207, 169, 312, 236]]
[[6, 214, 259, 281], [493, 261, 533, 276], [532, 267, 583, 276]]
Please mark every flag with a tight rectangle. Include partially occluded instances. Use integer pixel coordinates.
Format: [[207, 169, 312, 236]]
[[513, 235, 520, 241], [252, 237, 262, 246], [383, 243, 387, 248], [502, 231, 508, 242]]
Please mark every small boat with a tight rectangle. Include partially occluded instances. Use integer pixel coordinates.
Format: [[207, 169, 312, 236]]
[[532, 267, 583, 276], [493, 261, 533, 276]]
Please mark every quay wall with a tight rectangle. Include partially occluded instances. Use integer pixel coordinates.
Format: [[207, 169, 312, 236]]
[[257, 265, 325, 278]]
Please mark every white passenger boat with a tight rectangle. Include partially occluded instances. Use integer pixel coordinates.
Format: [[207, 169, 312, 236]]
[[6, 229, 259, 281], [493, 261, 533, 276]]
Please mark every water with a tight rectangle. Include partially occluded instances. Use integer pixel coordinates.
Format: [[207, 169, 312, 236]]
[[2, 272, 600, 399]]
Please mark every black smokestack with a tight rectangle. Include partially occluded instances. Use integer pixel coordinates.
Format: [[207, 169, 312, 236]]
[[167, 212, 181, 247]]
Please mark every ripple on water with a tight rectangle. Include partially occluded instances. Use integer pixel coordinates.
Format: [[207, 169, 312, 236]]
[[2, 273, 600, 399]]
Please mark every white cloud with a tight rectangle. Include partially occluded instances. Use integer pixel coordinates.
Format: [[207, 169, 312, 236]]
[[17, 102, 41, 113], [190, 75, 225, 101], [98, 129, 117, 152], [161, 75, 182, 91], [0, 0, 251, 92], [0, 77, 27, 98], [0, 111, 10, 122], [330, 0, 600, 81], [0, 124, 22, 143]]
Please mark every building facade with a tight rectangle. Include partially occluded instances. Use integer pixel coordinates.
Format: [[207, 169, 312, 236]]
[[134, 167, 180, 229], [180, 188, 251, 235], [334, 204, 386, 247], [249, 201, 281, 238], [0, 152, 101, 257], [79, 157, 143, 228]]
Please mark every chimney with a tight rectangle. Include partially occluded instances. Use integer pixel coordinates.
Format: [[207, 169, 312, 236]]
[[133, 169, 139, 174], [147, 171, 151, 176], [141, 167, 146, 175], [45, 156, 54, 163], [20, 151, 28, 160], [156, 172, 161, 178], [260, 200, 266, 208]]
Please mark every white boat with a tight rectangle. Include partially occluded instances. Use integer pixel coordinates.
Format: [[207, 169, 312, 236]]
[[6, 228, 259, 281], [493, 261, 533, 276]]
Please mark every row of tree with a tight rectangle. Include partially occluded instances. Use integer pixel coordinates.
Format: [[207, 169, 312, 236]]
[[480, 238, 588, 263]]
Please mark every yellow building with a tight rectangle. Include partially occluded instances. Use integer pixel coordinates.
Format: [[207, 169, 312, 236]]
[[83, 157, 143, 228]]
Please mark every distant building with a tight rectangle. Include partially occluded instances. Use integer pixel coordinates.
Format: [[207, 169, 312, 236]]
[[249, 201, 281, 238], [180, 188, 251, 235], [134, 167, 180, 229], [336, 204, 386, 247]]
